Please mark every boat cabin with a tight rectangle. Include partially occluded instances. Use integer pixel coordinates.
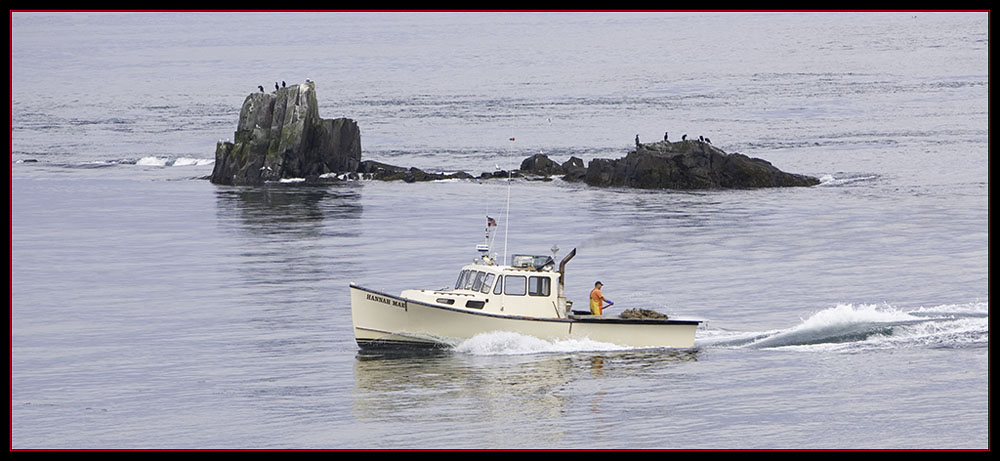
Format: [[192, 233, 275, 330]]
[[399, 252, 575, 319]]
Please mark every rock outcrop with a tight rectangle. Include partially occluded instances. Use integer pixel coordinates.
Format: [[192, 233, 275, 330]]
[[208, 83, 817, 190], [520, 140, 818, 189], [210, 82, 361, 185], [519, 154, 588, 182]]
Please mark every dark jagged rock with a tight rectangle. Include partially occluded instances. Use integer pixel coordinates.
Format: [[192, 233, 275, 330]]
[[211, 82, 361, 185], [560, 156, 587, 182], [520, 153, 565, 176], [584, 140, 819, 189], [358, 160, 473, 182], [479, 169, 522, 180]]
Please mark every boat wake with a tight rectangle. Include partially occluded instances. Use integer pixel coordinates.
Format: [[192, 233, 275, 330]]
[[446, 302, 987, 356], [698, 302, 988, 352], [454, 331, 632, 356]]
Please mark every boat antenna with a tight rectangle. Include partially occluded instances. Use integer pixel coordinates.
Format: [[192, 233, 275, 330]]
[[503, 137, 514, 267]]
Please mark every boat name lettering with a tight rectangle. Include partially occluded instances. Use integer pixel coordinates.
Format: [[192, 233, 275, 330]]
[[367, 293, 407, 309]]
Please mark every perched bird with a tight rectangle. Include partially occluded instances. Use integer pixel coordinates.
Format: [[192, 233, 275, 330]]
[[682, 134, 687, 141], [664, 132, 669, 141], [705, 138, 712, 144], [282, 81, 286, 88], [258, 85, 264, 92], [275, 82, 279, 91], [699, 136, 704, 143]]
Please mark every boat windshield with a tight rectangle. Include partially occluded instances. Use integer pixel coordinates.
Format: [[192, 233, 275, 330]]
[[511, 254, 555, 270]]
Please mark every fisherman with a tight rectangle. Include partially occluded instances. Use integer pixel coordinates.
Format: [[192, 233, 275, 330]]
[[590, 281, 612, 315]]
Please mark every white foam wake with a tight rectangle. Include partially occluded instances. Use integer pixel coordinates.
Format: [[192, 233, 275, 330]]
[[453, 331, 631, 356], [704, 302, 988, 352]]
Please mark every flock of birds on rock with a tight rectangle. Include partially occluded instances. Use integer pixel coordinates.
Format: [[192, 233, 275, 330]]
[[257, 79, 313, 93], [258, 81, 286, 92]]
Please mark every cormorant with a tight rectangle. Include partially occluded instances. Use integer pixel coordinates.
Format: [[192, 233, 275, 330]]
[[705, 138, 712, 144], [682, 134, 687, 141], [664, 132, 669, 141], [275, 82, 279, 91], [282, 81, 286, 88], [699, 136, 704, 143], [635, 134, 640, 146], [258, 85, 264, 92]]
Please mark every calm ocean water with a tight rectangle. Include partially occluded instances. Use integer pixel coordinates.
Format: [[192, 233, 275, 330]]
[[11, 12, 989, 449]]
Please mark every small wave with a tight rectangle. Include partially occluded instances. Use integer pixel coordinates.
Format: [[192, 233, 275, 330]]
[[136, 156, 214, 167], [136, 156, 170, 166], [173, 157, 215, 167], [817, 172, 881, 187], [454, 331, 631, 356]]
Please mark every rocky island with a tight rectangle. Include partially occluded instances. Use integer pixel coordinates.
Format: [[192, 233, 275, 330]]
[[210, 81, 361, 185], [211, 82, 819, 189], [520, 139, 820, 189]]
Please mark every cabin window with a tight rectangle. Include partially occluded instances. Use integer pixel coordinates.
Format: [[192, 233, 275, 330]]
[[465, 300, 486, 309], [528, 276, 551, 297], [472, 271, 486, 291], [504, 275, 527, 296], [481, 273, 496, 294], [436, 298, 455, 305], [455, 270, 467, 290], [464, 271, 479, 290], [493, 275, 503, 295]]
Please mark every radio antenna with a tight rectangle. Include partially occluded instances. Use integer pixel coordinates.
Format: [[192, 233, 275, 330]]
[[502, 137, 515, 267]]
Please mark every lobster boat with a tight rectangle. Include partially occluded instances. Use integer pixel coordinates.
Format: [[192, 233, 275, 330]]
[[350, 216, 702, 349]]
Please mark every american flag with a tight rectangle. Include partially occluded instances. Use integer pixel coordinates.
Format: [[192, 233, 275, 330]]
[[487, 216, 497, 227]]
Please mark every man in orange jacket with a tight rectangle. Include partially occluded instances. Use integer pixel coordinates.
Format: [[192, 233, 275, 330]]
[[590, 281, 612, 315]]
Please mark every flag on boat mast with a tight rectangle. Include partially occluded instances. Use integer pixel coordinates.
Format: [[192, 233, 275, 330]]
[[487, 216, 497, 227]]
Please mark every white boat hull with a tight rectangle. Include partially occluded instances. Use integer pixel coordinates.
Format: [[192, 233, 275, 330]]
[[351, 284, 700, 349]]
